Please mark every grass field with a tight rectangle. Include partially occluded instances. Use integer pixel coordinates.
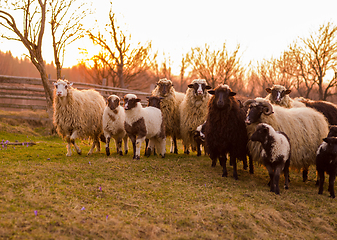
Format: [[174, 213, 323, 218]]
[[0, 113, 337, 239]]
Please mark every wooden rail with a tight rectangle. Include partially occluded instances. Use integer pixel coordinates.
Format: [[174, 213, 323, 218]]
[[0, 75, 150, 112]]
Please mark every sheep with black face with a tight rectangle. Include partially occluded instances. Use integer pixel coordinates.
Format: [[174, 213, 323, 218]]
[[123, 94, 166, 160], [102, 95, 128, 156], [250, 123, 291, 194], [204, 84, 253, 180], [316, 126, 337, 198]]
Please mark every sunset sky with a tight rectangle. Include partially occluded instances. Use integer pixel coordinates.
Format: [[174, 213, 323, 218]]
[[1, 0, 337, 75]]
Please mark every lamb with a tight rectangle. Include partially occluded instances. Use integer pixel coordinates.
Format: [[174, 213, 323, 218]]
[[180, 79, 211, 154], [53, 79, 105, 156], [123, 94, 166, 160], [204, 84, 253, 180], [265, 85, 305, 108], [244, 98, 329, 182], [102, 95, 128, 156], [151, 78, 185, 154], [316, 132, 337, 198], [194, 121, 206, 157], [250, 123, 291, 194]]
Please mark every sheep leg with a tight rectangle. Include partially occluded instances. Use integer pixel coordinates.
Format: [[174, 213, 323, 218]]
[[135, 137, 145, 160], [105, 136, 111, 156], [184, 145, 190, 154], [128, 135, 137, 159], [145, 138, 149, 156], [220, 156, 228, 177], [230, 155, 238, 180], [328, 173, 335, 198], [158, 137, 166, 158], [265, 164, 275, 192], [123, 135, 128, 155], [116, 138, 123, 156], [95, 138, 101, 152], [171, 136, 178, 154], [302, 168, 308, 182], [274, 165, 283, 195], [69, 131, 82, 155], [284, 160, 290, 190], [66, 136, 72, 157], [196, 141, 202, 156], [318, 170, 325, 195]]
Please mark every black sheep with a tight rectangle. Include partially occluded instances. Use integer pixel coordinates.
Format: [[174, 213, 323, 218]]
[[316, 129, 337, 198], [205, 84, 253, 180], [299, 99, 337, 125]]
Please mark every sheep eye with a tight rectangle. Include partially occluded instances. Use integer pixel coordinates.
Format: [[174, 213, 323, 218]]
[[65, 85, 68, 89]]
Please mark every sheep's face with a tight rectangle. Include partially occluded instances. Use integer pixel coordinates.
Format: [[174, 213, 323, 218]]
[[157, 81, 172, 97], [328, 125, 337, 137], [147, 96, 162, 109], [266, 86, 291, 104], [208, 86, 236, 109], [54, 81, 73, 98], [250, 123, 269, 144], [323, 137, 337, 156], [107, 95, 120, 111], [123, 95, 141, 110], [245, 104, 265, 125], [188, 82, 211, 97]]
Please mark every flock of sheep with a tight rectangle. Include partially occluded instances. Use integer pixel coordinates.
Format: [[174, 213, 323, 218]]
[[52, 79, 337, 197]]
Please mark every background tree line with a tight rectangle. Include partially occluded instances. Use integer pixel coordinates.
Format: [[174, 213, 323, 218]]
[[1, 0, 337, 121]]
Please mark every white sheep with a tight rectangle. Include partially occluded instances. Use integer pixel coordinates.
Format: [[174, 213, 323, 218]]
[[250, 123, 291, 194], [180, 79, 211, 154], [151, 78, 185, 154], [244, 98, 329, 182], [102, 95, 128, 156], [53, 79, 105, 156], [123, 94, 166, 160]]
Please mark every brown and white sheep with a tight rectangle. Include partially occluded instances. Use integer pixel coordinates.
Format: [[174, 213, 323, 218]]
[[53, 79, 105, 156], [102, 95, 128, 156], [123, 94, 166, 160]]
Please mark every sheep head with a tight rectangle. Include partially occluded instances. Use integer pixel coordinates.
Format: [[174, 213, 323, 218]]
[[53, 79, 73, 98], [244, 98, 274, 125], [107, 95, 120, 111], [322, 137, 337, 156], [266, 85, 291, 105], [188, 79, 211, 98], [123, 94, 141, 110], [250, 123, 270, 143], [146, 96, 163, 109], [208, 84, 236, 109], [156, 78, 173, 97]]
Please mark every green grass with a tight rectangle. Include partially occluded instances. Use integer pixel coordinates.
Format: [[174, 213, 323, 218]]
[[0, 119, 337, 239]]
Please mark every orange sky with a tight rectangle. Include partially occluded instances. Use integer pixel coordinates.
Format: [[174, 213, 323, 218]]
[[1, 0, 337, 75]]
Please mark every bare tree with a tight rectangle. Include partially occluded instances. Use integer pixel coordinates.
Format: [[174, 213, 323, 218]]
[[49, 0, 91, 79], [186, 43, 243, 88], [284, 22, 337, 100], [0, 0, 54, 118], [86, 9, 153, 88]]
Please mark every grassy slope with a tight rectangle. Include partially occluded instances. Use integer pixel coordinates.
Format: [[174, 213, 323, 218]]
[[0, 119, 336, 239]]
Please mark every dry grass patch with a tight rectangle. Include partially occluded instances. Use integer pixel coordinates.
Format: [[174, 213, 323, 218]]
[[0, 127, 337, 239]]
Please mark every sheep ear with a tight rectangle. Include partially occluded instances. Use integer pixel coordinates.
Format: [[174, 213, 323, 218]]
[[146, 96, 150, 99], [67, 82, 73, 87], [266, 88, 272, 93], [136, 98, 141, 102], [323, 137, 329, 143], [229, 91, 236, 96], [53, 82, 57, 86], [188, 84, 194, 88], [208, 90, 215, 95], [205, 85, 212, 90], [285, 89, 291, 95]]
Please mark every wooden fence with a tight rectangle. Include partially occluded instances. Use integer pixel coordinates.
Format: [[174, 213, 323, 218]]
[[0, 75, 151, 112]]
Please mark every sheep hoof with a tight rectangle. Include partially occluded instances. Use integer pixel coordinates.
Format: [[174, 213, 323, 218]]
[[284, 185, 289, 190], [125, 150, 128, 155], [134, 155, 140, 160], [161, 154, 165, 158], [174, 149, 178, 154], [77, 150, 82, 155], [66, 153, 72, 157], [118, 151, 123, 156], [222, 173, 227, 177], [330, 195, 335, 199], [106, 147, 110, 156]]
